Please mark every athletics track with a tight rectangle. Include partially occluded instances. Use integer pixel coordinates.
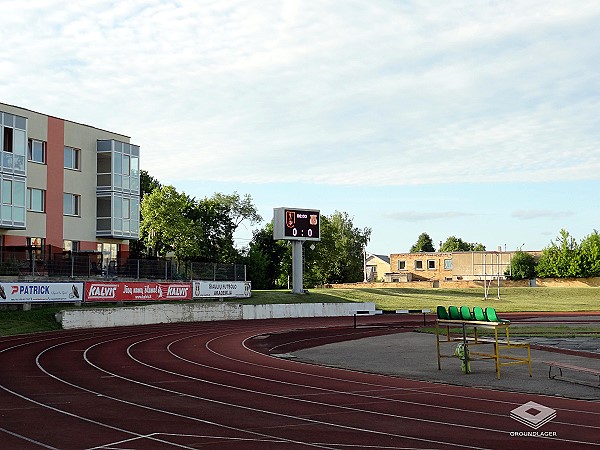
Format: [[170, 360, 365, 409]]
[[0, 314, 598, 449]]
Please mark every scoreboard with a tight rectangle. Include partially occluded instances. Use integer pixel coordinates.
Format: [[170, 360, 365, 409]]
[[273, 207, 320, 241]]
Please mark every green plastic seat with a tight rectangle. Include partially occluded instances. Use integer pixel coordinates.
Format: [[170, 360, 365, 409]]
[[460, 305, 473, 320], [448, 305, 461, 320], [485, 307, 510, 323], [473, 306, 486, 321], [436, 306, 449, 320]]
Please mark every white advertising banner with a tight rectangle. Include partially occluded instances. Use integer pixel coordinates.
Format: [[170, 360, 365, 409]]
[[0, 282, 84, 303], [193, 281, 251, 299]]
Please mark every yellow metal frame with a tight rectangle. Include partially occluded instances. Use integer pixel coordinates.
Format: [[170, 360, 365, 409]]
[[435, 319, 531, 379]]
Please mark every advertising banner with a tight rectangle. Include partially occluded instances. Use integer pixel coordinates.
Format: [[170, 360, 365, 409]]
[[193, 281, 251, 298], [84, 282, 192, 302], [0, 282, 84, 303]]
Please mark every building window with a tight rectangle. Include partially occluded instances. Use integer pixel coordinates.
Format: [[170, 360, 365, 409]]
[[444, 259, 453, 270], [427, 259, 436, 270], [64, 193, 80, 216], [64, 146, 81, 170], [2, 126, 13, 152], [398, 260, 406, 270], [63, 240, 80, 252], [2, 179, 12, 204], [123, 197, 130, 219], [27, 188, 45, 212], [27, 237, 45, 260], [415, 260, 423, 270], [28, 139, 46, 163]]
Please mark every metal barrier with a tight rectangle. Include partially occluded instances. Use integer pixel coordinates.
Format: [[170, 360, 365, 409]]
[[0, 248, 245, 281]]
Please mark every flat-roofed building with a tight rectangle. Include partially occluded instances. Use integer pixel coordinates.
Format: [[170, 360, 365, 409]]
[[387, 250, 541, 282], [0, 102, 140, 268]]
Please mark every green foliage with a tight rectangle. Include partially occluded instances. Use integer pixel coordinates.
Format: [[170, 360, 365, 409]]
[[536, 229, 580, 278], [140, 185, 260, 263], [410, 232, 435, 253], [244, 223, 289, 289], [140, 170, 161, 196], [211, 192, 262, 228], [440, 236, 486, 252], [306, 211, 371, 285], [506, 250, 536, 280], [130, 170, 162, 257], [140, 185, 199, 259], [578, 230, 600, 277]]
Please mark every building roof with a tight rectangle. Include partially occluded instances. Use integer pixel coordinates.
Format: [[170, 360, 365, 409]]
[[368, 254, 390, 264]]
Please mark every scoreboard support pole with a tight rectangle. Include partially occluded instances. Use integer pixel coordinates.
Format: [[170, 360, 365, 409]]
[[291, 240, 304, 294]]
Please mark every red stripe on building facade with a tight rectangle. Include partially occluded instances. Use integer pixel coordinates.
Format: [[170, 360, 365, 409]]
[[46, 116, 64, 248]]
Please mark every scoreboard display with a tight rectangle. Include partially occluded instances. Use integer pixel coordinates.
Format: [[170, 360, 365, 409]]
[[273, 207, 320, 241]]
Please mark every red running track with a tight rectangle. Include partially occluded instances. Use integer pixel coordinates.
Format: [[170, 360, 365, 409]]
[[0, 316, 598, 449]]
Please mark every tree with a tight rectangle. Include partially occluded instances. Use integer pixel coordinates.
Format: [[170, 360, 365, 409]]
[[506, 251, 536, 280], [212, 192, 262, 229], [193, 196, 237, 262], [139, 183, 262, 263], [140, 170, 161, 196], [140, 185, 200, 259], [244, 223, 289, 289], [577, 230, 600, 277], [410, 232, 435, 253], [439, 236, 486, 252], [129, 170, 162, 257], [306, 211, 371, 285], [536, 229, 580, 278]]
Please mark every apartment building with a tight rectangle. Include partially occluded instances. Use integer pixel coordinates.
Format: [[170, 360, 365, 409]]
[[0, 102, 140, 267]]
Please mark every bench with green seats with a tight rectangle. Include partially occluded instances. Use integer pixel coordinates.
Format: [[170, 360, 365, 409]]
[[436, 305, 509, 323], [435, 305, 530, 379]]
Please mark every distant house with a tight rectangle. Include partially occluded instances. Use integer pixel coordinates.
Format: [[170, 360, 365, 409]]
[[385, 250, 541, 282], [365, 254, 390, 282]]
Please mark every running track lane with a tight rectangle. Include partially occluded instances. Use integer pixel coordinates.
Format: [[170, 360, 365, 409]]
[[0, 317, 598, 449]]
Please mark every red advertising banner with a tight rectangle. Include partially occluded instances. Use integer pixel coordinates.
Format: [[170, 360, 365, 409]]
[[85, 282, 192, 302]]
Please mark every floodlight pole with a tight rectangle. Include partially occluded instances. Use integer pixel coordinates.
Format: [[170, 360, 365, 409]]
[[291, 240, 304, 294]]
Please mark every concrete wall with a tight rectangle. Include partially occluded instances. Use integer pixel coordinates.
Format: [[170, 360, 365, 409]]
[[57, 302, 376, 329], [241, 302, 374, 320]]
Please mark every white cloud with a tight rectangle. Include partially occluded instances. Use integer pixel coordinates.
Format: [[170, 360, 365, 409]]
[[512, 210, 575, 220], [1, 0, 599, 187], [384, 211, 476, 222]]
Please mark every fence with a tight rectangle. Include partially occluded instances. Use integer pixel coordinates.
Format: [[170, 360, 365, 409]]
[[0, 246, 245, 281]]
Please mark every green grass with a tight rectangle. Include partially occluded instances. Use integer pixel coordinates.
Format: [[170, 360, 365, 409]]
[[0, 306, 64, 335], [313, 287, 600, 313], [0, 286, 598, 336]]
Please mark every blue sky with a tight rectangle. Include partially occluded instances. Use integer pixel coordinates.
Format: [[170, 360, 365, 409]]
[[1, 1, 599, 255]]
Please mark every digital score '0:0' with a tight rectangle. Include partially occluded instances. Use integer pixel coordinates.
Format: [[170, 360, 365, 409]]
[[291, 228, 313, 237], [284, 209, 320, 240]]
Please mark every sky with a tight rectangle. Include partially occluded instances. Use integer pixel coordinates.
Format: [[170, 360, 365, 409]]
[[1, 0, 599, 255]]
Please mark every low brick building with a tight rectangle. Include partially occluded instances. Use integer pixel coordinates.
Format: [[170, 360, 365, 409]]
[[386, 250, 541, 282]]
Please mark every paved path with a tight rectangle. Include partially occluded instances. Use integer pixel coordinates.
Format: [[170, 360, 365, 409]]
[[293, 314, 600, 401]]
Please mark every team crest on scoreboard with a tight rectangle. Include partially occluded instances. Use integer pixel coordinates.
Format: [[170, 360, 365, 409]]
[[310, 214, 318, 225], [286, 211, 296, 228]]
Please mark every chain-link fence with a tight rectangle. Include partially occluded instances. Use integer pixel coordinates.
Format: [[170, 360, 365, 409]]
[[0, 246, 245, 281]]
